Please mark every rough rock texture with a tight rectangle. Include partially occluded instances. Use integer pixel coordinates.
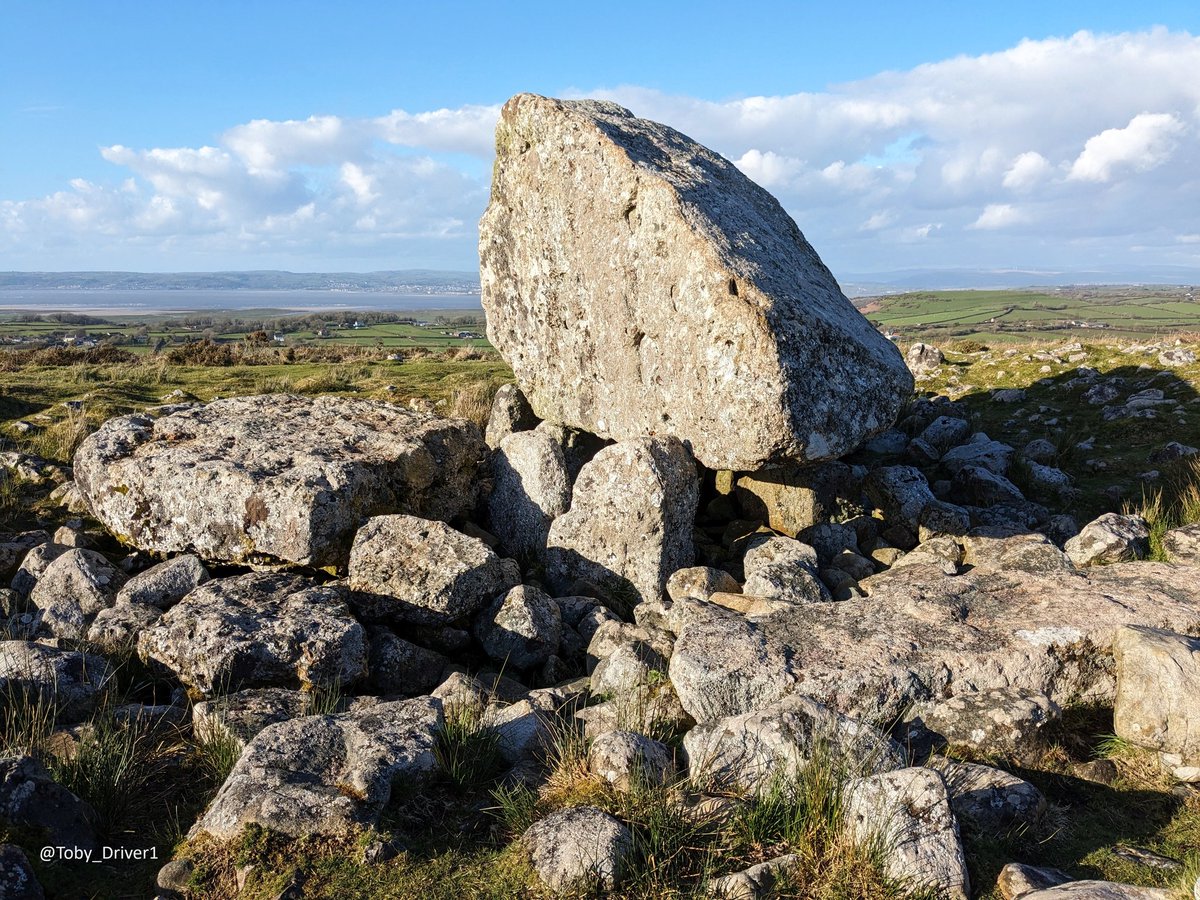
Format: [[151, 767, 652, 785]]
[[741, 536, 830, 604], [709, 562, 1200, 724], [74, 395, 485, 567], [904, 687, 1061, 755], [10, 543, 66, 600], [1065, 514, 1150, 567], [0, 843, 44, 900], [733, 463, 851, 537], [669, 612, 797, 723], [479, 93, 911, 471], [138, 573, 367, 697], [115, 554, 209, 608], [588, 730, 674, 790], [484, 383, 539, 448], [546, 437, 698, 605], [0, 641, 112, 722], [486, 430, 571, 561], [367, 629, 451, 697], [666, 567, 741, 603], [707, 854, 800, 900], [193, 698, 442, 840], [0, 531, 48, 583], [864, 466, 935, 531], [1015, 883, 1172, 899], [843, 768, 969, 900], [192, 688, 312, 750], [85, 601, 162, 651], [522, 805, 633, 893], [1113, 626, 1200, 764], [683, 695, 902, 792], [0, 755, 97, 853], [907, 343, 945, 376], [930, 759, 1046, 832], [997, 863, 1072, 898], [28, 548, 124, 639], [349, 515, 519, 625], [474, 584, 563, 671], [1162, 524, 1200, 565]]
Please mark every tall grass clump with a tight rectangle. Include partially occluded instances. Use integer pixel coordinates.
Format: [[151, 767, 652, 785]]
[[434, 697, 503, 791], [1125, 457, 1200, 560]]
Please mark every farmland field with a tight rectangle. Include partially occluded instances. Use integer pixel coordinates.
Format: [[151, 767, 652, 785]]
[[856, 284, 1200, 342]]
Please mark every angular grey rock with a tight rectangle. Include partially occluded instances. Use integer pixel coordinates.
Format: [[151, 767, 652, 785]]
[[138, 572, 367, 697], [741, 536, 830, 604], [707, 854, 800, 900], [733, 462, 852, 537], [1065, 513, 1150, 567], [484, 383, 539, 448], [0, 843, 44, 900], [479, 93, 911, 471], [1148, 440, 1199, 464], [1023, 438, 1059, 465], [367, 628, 451, 697], [666, 567, 741, 603], [10, 542, 67, 600], [962, 529, 1073, 576], [1113, 626, 1200, 768], [992, 388, 1026, 403], [1162, 523, 1200, 565], [919, 415, 971, 455], [486, 430, 571, 562], [28, 548, 124, 639], [473, 584, 562, 671], [669, 614, 797, 723], [588, 730, 674, 791], [193, 697, 442, 840], [907, 343, 945, 376], [546, 436, 698, 605], [864, 466, 935, 531], [996, 863, 1072, 898], [192, 687, 312, 750], [522, 805, 633, 893], [843, 767, 969, 900], [1026, 462, 1074, 499], [684, 695, 902, 793], [1159, 347, 1197, 367], [74, 395, 485, 567], [591, 641, 668, 697], [349, 515, 519, 626], [85, 601, 162, 651], [752, 561, 1200, 723], [918, 500, 972, 541], [941, 436, 1015, 476], [952, 465, 1025, 507], [930, 759, 1045, 832], [0, 531, 48, 583], [0, 641, 112, 722], [1015, 882, 1172, 899], [0, 755, 97, 854], [115, 554, 209, 609], [904, 687, 1060, 755]]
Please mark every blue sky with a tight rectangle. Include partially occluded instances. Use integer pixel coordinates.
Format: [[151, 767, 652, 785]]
[[3, 1, 1200, 275]]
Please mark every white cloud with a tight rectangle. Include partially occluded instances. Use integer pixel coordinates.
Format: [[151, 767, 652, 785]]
[[5, 28, 1200, 271], [970, 203, 1029, 230]]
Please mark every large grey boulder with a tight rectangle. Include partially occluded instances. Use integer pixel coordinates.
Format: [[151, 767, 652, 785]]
[[0, 843, 44, 900], [1015, 883, 1172, 899], [28, 548, 124, 639], [0, 755, 97, 854], [741, 536, 830, 604], [906, 343, 945, 376], [115, 554, 209, 609], [484, 383, 539, 448], [1113, 626, 1200, 771], [73, 395, 485, 567], [588, 730, 674, 791], [486, 429, 571, 562], [85, 601, 162, 652], [863, 466, 935, 531], [473, 584, 562, 671], [138, 573, 367, 697], [843, 767, 969, 900], [0, 531, 48, 583], [683, 695, 901, 792], [904, 687, 1060, 756], [546, 436, 698, 605], [192, 697, 442, 840], [1162, 523, 1200, 564], [733, 561, 1200, 724], [733, 463, 852, 537], [522, 805, 633, 893], [669, 613, 797, 723], [192, 687, 312, 750], [0, 641, 112, 722], [479, 94, 911, 471], [367, 629, 451, 698], [349, 515, 519, 625], [1065, 513, 1150, 567], [930, 759, 1045, 833]]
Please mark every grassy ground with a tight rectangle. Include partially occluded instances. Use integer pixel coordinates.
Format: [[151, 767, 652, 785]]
[[859, 286, 1200, 343]]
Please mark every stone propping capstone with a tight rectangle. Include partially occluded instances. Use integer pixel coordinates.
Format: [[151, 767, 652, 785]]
[[479, 93, 913, 471]]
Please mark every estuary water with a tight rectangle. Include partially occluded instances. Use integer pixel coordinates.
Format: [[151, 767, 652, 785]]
[[0, 289, 483, 315]]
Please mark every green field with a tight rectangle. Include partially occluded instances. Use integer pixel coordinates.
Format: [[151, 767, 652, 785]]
[[859, 286, 1200, 342]]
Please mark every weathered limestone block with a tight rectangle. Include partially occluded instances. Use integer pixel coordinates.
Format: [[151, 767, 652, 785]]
[[546, 437, 698, 605], [522, 805, 632, 893], [74, 395, 484, 567], [486, 429, 571, 562], [479, 93, 911, 471]]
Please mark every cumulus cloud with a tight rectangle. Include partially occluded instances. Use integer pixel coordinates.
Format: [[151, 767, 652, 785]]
[[4, 29, 1200, 271]]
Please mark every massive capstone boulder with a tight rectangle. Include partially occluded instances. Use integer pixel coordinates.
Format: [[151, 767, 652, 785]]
[[73, 394, 485, 567], [479, 93, 912, 471]]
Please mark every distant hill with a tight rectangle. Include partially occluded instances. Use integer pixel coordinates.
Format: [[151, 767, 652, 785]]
[[0, 270, 480, 293], [838, 265, 1200, 297]]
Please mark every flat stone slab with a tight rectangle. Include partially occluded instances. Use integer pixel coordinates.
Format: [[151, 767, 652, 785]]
[[74, 394, 484, 567], [479, 94, 911, 470]]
